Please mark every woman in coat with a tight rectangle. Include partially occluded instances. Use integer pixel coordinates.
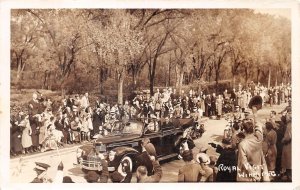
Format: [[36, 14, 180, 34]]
[[11, 119, 23, 156], [263, 122, 277, 179], [216, 95, 223, 117], [20, 115, 33, 154], [281, 111, 291, 181]]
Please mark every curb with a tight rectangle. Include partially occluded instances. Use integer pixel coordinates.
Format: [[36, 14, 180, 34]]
[[10, 145, 81, 163]]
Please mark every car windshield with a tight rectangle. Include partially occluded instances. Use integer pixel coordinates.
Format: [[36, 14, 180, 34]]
[[121, 122, 143, 135]]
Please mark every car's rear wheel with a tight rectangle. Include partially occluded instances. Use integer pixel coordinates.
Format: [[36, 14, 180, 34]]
[[119, 156, 133, 173]]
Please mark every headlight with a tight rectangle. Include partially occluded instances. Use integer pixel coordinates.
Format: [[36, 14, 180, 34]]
[[108, 150, 116, 161]]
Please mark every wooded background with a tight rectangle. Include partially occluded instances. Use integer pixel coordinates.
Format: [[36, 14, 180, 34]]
[[11, 9, 291, 104]]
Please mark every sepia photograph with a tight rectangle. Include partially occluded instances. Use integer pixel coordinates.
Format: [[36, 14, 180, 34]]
[[1, 0, 300, 189]]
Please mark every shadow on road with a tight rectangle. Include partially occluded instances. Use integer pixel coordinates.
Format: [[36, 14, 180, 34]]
[[68, 166, 85, 177]]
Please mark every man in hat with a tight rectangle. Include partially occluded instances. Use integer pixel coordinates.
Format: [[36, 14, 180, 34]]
[[161, 116, 173, 130], [173, 102, 183, 118], [233, 106, 242, 121], [178, 149, 206, 182], [196, 153, 213, 182], [31, 162, 52, 183], [28, 92, 43, 152]]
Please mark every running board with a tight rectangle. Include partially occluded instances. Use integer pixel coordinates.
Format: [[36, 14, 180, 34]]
[[158, 153, 178, 161]]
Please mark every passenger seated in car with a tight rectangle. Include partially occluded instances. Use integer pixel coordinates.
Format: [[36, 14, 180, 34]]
[[145, 121, 159, 133], [161, 116, 174, 130]]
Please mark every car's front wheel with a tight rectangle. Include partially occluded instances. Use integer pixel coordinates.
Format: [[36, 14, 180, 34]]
[[118, 156, 133, 173]]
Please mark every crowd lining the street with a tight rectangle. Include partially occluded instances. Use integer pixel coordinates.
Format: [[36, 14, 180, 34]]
[[10, 81, 292, 182]]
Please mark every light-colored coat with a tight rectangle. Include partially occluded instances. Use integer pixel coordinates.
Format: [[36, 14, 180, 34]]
[[216, 98, 223, 115], [178, 162, 206, 182], [263, 129, 277, 171], [237, 125, 269, 182], [21, 120, 33, 148]]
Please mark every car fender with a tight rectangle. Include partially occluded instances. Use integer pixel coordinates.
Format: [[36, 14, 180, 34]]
[[109, 146, 140, 168]]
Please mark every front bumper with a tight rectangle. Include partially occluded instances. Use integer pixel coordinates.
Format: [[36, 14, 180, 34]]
[[78, 159, 115, 172]]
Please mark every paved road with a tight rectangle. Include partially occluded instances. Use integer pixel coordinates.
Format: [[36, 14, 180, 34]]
[[10, 103, 287, 183]]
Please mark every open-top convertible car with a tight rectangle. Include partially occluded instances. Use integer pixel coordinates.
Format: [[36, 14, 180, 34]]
[[76, 118, 202, 173]]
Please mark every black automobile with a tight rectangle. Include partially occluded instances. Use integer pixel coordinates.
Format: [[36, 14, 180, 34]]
[[76, 118, 199, 173]]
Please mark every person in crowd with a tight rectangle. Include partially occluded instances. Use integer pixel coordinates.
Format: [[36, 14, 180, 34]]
[[211, 93, 217, 116], [209, 138, 237, 182], [154, 97, 162, 118], [62, 115, 73, 144], [281, 109, 292, 181], [263, 122, 277, 181], [196, 153, 213, 182], [136, 154, 162, 183], [81, 92, 90, 110], [20, 115, 33, 154], [70, 117, 82, 143], [237, 120, 269, 182], [204, 94, 211, 117], [28, 93, 43, 152], [216, 94, 223, 119], [10, 116, 23, 156], [80, 113, 90, 142], [63, 176, 75, 183], [274, 114, 287, 177], [178, 149, 206, 182], [173, 102, 183, 118]]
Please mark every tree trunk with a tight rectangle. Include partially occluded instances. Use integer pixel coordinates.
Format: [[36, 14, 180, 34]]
[[168, 56, 171, 86], [275, 69, 278, 87], [99, 69, 102, 95], [178, 71, 184, 96], [215, 70, 220, 94], [117, 71, 124, 104], [232, 74, 236, 89], [267, 67, 271, 89], [257, 68, 260, 83], [245, 67, 248, 86], [132, 70, 136, 91]]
